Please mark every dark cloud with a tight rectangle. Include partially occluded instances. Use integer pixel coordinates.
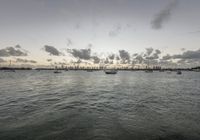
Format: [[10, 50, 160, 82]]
[[108, 54, 115, 60], [151, 0, 178, 30], [132, 53, 138, 57], [116, 55, 120, 60], [92, 56, 100, 64], [172, 49, 200, 60], [15, 44, 21, 48], [0, 45, 28, 57], [134, 55, 144, 64], [119, 50, 130, 64], [162, 54, 172, 60], [16, 58, 37, 64], [104, 58, 109, 64], [147, 49, 161, 60], [68, 48, 91, 60], [43, 45, 62, 56], [145, 47, 154, 56], [131, 48, 162, 66]]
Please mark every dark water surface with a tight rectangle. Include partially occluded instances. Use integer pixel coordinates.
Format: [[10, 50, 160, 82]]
[[0, 70, 200, 140]]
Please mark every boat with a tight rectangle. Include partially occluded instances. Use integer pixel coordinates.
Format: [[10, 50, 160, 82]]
[[177, 70, 182, 75], [54, 70, 62, 74], [54, 66, 62, 74], [104, 69, 118, 74], [145, 69, 153, 73]]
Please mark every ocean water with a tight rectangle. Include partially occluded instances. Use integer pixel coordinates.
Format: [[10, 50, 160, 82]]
[[0, 70, 200, 140]]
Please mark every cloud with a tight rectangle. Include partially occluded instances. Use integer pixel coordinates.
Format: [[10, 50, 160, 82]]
[[68, 48, 91, 60], [119, 50, 130, 64], [172, 49, 200, 60], [134, 55, 144, 64], [47, 59, 52, 62], [16, 58, 37, 64], [115, 55, 120, 61], [151, 0, 178, 30], [0, 45, 28, 57], [160, 49, 200, 67], [109, 24, 122, 37], [0, 58, 6, 63], [87, 43, 93, 48], [67, 38, 73, 46], [43, 45, 62, 56], [108, 54, 115, 60], [147, 49, 161, 60], [92, 56, 100, 64], [145, 47, 154, 56], [15, 44, 21, 48], [162, 54, 172, 60], [181, 48, 186, 51], [104, 58, 109, 64]]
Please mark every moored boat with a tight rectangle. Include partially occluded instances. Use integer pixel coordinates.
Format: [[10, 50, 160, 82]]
[[54, 70, 62, 74], [177, 70, 182, 75], [104, 69, 118, 74], [54, 66, 62, 74], [145, 69, 153, 73]]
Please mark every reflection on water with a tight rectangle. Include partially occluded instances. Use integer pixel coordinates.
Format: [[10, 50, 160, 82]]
[[0, 70, 200, 140]]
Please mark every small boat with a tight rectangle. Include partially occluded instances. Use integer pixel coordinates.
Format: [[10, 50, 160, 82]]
[[177, 70, 182, 75], [104, 69, 117, 74], [54, 66, 62, 73], [145, 69, 153, 73], [54, 70, 62, 74]]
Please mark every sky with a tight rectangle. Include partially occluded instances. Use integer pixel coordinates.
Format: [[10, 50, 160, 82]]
[[0, 0, 200, 68]]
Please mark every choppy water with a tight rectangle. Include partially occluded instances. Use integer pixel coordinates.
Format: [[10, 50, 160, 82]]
[[0, 70, 200, 140]]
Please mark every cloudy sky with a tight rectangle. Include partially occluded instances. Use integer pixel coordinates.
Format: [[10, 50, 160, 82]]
[[0, 0, 200, 67]]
